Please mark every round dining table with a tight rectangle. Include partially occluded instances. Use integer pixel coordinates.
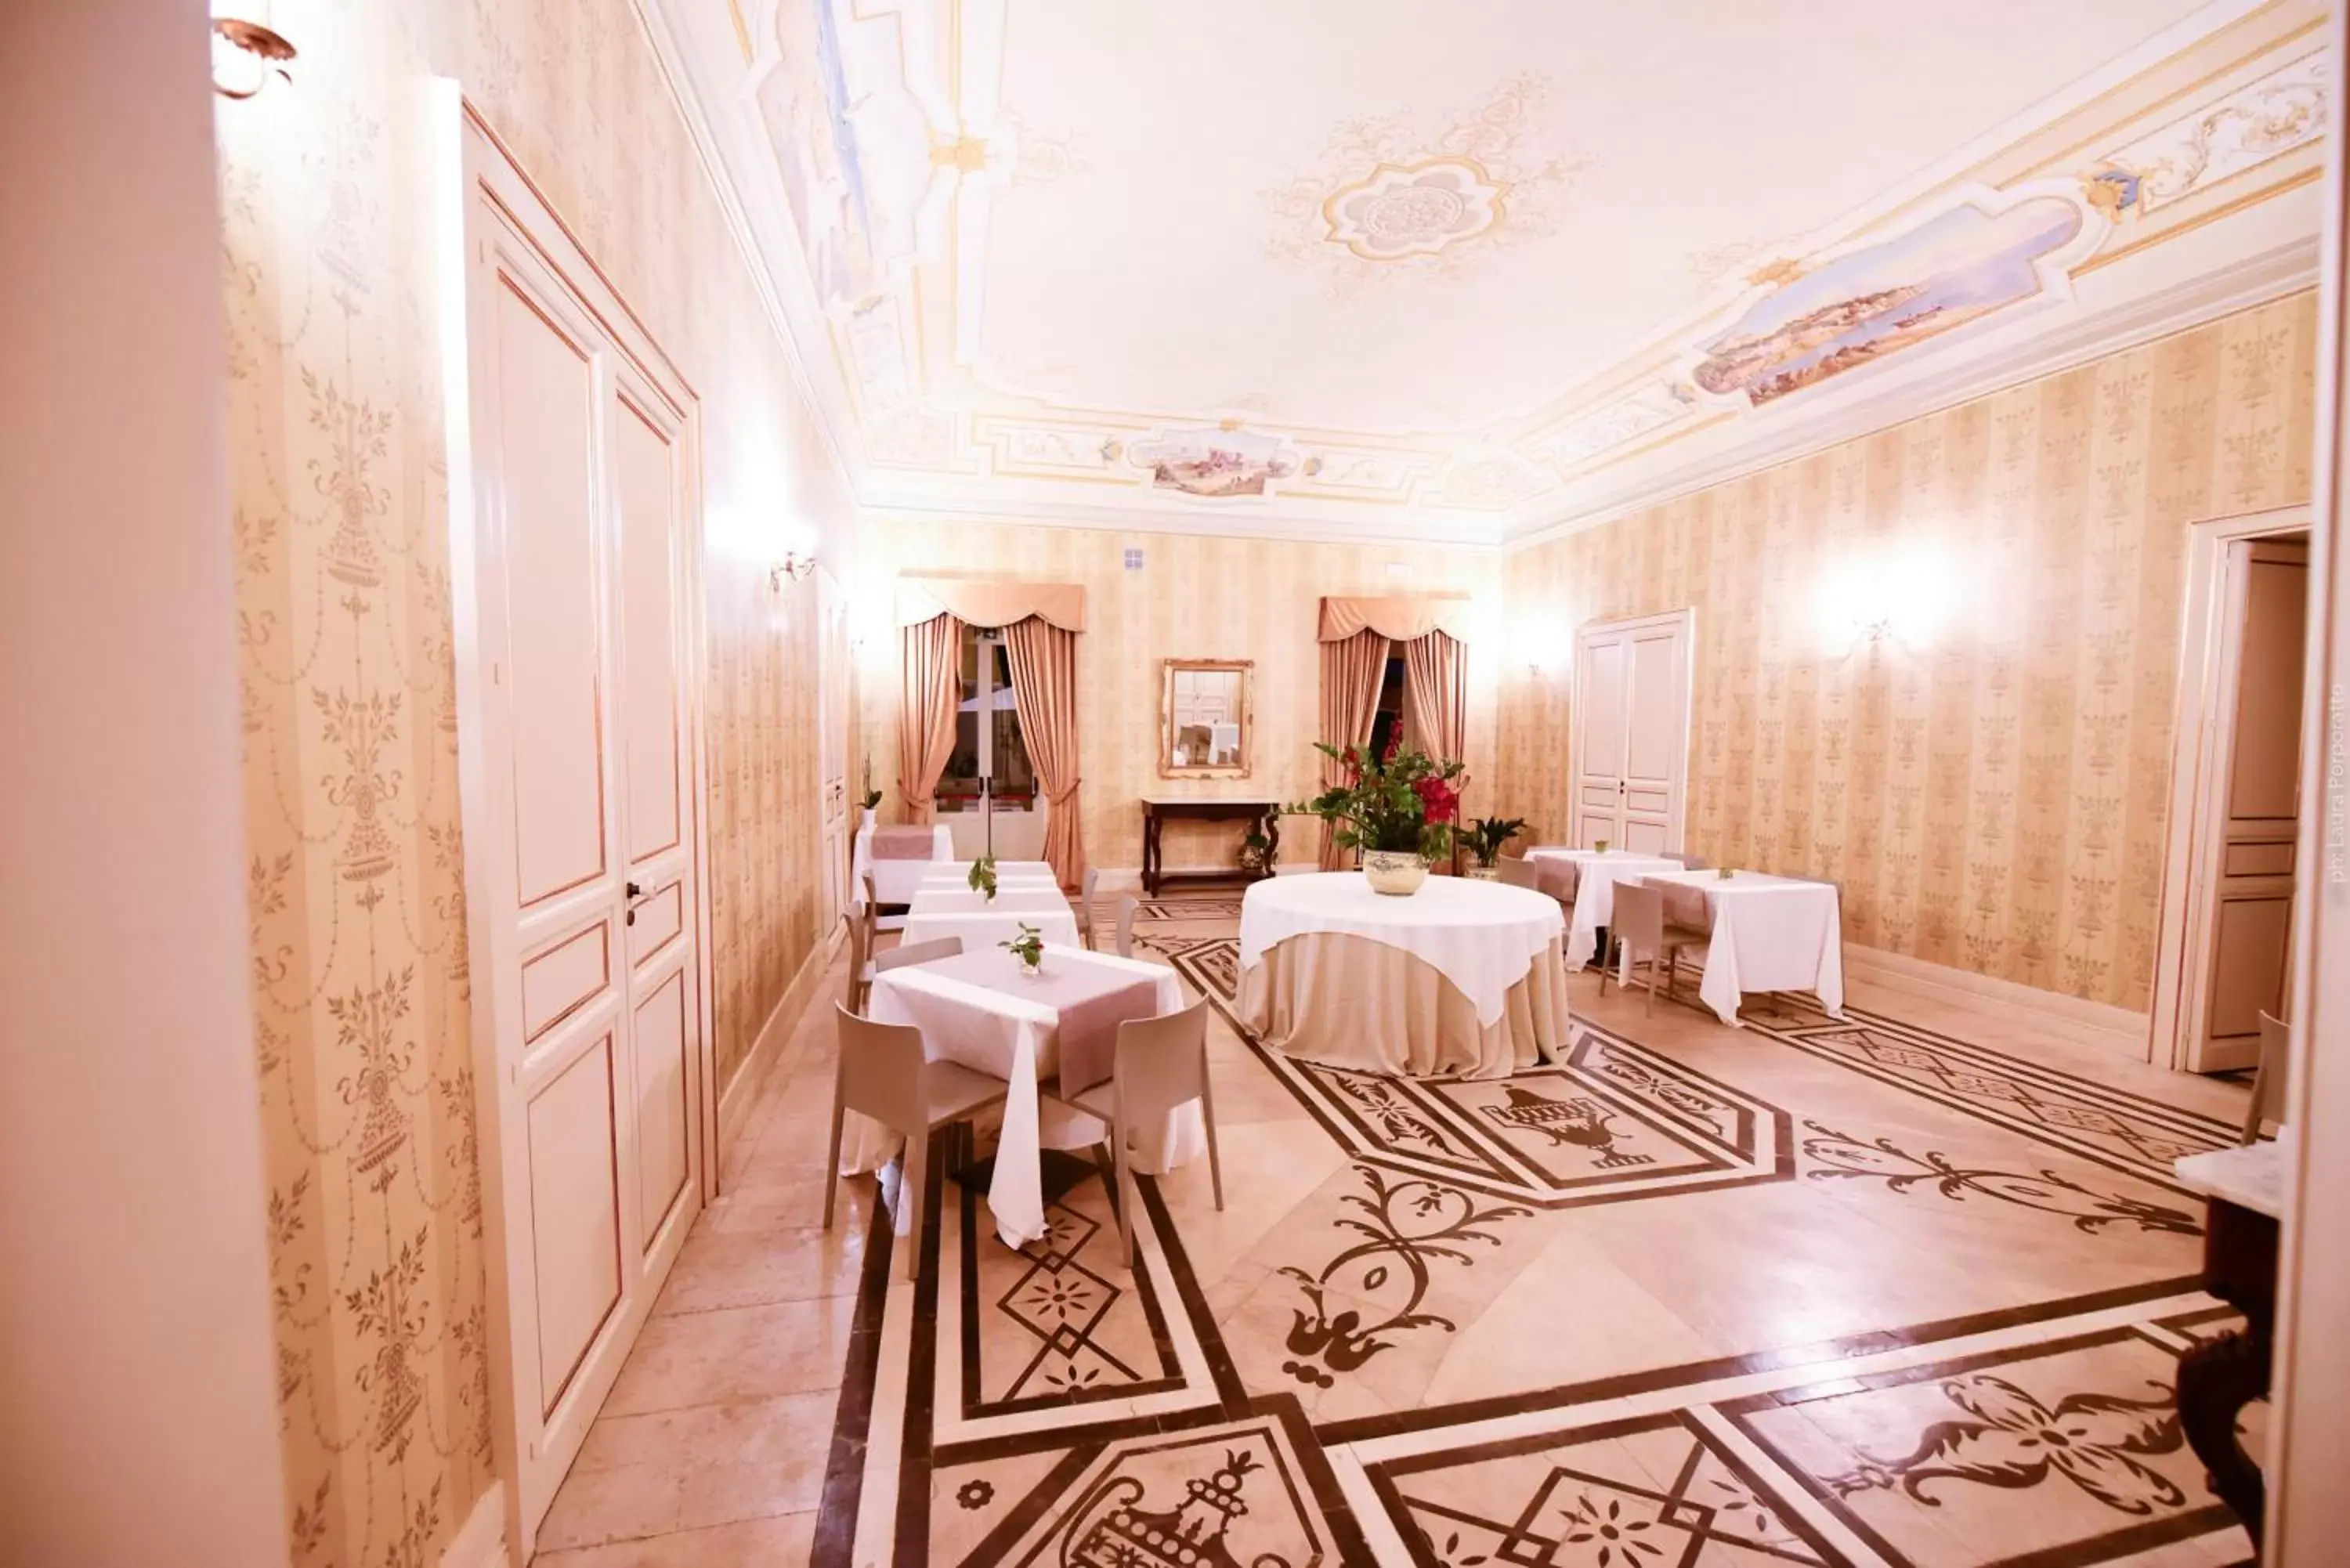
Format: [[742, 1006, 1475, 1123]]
[[1236, 872, 1571, 1079]]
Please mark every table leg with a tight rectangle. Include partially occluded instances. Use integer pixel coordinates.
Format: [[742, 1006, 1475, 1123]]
[[2177, 1325, 2269, 1548], [1260, 808, 1281, 879], [1141, 810, 1157, 896]]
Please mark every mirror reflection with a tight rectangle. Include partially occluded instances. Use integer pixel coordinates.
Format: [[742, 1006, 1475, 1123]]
[[1162, 661, 1250, 775]]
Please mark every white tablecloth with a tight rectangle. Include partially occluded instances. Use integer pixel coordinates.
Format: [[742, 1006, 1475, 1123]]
[[851, 824, 956, 911], [900, 885, 1082, 953], [1526, 849, 1687, 970], [1640, 869, 1845, 1025], [850, 945, 1198, 1247], [1238, 873, 1564, 1027]]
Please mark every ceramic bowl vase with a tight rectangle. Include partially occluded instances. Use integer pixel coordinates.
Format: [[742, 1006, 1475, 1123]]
[[1363, 850, 1429, 896]]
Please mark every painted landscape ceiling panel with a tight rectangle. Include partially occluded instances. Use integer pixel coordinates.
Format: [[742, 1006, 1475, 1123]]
[[662, 0, 2326, 541]]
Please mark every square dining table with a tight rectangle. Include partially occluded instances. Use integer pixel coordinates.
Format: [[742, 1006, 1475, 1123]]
[[852, 945, 1197, 1247], [1524, 847, 1688, 969], [900, 883, 1082, 952], [1637, 868, 1846, 1026]]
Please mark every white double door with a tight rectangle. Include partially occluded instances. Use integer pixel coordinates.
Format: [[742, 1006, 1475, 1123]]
[[450, 112, 705, 1552], [1571, 611, 1693, 853]]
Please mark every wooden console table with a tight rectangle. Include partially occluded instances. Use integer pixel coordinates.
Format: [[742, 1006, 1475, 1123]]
[[2173, 1140, 2283, 1551], [1140, 797, 1281, 895]]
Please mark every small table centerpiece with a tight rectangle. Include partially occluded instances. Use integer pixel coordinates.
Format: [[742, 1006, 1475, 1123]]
[[968, 853, 1000, 903], [1293, 736, 1465, 896], [1000, 921, 1046, 977]]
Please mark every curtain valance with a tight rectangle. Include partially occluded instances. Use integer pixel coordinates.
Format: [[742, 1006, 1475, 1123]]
[[1316, 594, 1475, 644], [895, 576, 1086, 633]]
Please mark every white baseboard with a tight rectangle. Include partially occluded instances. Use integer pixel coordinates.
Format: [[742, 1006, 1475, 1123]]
[[1842, 943, 2152, 1058], [718, 938, 830, 1155], [439, 1482, 508, 1568]]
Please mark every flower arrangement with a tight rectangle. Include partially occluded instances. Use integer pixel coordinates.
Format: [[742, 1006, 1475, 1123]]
[[1000, 921, 1044, 974], [1292, 736, 1466, 859], [859, 757, 882, 813], [968, 853, 999, 902], [1462, 815, 1528, 869]]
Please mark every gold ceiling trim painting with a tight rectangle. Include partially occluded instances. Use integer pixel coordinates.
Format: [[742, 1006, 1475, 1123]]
[[1263, 74, 1589, 299]]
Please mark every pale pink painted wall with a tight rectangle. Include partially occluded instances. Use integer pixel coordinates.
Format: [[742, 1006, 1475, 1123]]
[[0, 4, 288, 1563]]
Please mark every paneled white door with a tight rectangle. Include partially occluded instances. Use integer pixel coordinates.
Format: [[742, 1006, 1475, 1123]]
[[1571, 611, 1693, 854], [448, 108, 706, 1555], [2186, 537, 2308, 1072]]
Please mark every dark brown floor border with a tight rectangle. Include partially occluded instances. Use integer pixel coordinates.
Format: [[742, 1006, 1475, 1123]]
[[809, 1192, 897, 1568], [893, 1135, 949, 1568], [1315, 1273, 2206, 1446]]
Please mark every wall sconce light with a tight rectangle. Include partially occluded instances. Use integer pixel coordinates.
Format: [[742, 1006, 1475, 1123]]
[[769, 551, 818, 591], [212, 13, 297, 99]]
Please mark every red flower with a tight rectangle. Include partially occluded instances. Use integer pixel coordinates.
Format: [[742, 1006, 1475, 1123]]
[[1383, 729, 1401, 764], [1412, 775, 1461, 824]]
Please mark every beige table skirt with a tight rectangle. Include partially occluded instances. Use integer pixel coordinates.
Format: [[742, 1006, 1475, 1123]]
[[1238, 932, 1572, 1079]]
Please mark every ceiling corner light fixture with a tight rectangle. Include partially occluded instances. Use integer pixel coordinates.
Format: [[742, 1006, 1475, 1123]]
[[212, 13, 297, 101], [770, 551, 818, 591]]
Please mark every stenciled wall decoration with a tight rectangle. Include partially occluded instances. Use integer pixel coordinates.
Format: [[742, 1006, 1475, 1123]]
[[1495, 291, 2318, 1012]]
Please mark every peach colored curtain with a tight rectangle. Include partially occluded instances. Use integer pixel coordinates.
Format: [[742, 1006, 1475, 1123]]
[[1003, 615, 1086, 890], [897, 577, 1086, 632], [896, 612, 963, 824], [1317, 594, 1475, 644], [1404, 630, 1467, 765], [1317, 627, 1389, 869]]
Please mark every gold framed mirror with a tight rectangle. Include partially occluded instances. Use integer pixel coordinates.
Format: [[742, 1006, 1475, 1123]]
[[1160, 659, 1253, 778]]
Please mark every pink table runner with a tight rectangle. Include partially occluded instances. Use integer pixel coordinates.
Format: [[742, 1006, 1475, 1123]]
[[914, 948, 1160, 1096], [873, 826, 938, 860]]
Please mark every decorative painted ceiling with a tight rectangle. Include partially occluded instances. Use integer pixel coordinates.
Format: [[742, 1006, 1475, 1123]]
[[644, 0, 2330, 544]]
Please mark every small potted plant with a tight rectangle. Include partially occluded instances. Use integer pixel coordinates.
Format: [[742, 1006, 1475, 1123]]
[[1000, 921, 1045, 977], [1594, 837, 1611, 854], [1237, 827, 1272, 879], [1462, 816, 1528, 880], [859, 758, 882, 830], [968, 853, 999, 903], [1292, 735, 1465, 896]]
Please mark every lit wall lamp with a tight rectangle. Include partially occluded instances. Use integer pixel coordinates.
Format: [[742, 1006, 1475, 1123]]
[[212, 12, 297, 99], [769, 551, 818, 591]]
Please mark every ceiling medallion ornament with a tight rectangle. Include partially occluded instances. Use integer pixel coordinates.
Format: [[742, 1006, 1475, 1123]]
[[1265, 74, 1587, 298], [1321, 157, 1505, 262]]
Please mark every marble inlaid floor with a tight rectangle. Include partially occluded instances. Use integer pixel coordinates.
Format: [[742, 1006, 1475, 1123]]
[[539, 890, 2259, 1568]]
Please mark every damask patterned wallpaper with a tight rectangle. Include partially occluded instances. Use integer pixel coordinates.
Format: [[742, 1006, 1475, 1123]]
[[1493, 291, 2319, 1013], [216, 0, 842, 1562], [857, 519, 1502, 873]]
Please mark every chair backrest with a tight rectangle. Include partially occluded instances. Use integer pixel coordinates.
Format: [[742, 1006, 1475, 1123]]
[[1676, 854, 1710, 872], [1115, 894, 1141, 958], [859, 869, 878, 912], [1497, 856, 1542, 890], [2249, 1010, 2290, 1140], [874, 936, 962, 974], [1614, 881, 1667, 950], [1079, 867, 1101, 940], [842, 911, 871, 1005], [1111, 999, 1210, 1120], [833, 1003, 925, 1133]]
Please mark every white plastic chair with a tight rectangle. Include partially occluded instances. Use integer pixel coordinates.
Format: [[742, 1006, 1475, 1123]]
[[1077, 868, 1101, 949], [873, 936, 962, 974], [822, 1004, 1007, 1280], [1113, 894, 1141, 959], [1607, 882, 1709, 1013], [2245, 1011, 2290, 1143], [1065, 999, 1222, 1262]]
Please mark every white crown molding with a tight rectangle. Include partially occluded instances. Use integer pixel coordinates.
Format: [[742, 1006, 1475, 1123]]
[[627, 0, 870, 507], [862, 486, 1509, 551], [1502, 234, 2321, 552]]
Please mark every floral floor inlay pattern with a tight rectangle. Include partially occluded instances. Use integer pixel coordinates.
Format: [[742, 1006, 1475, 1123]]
[[528, 890, 2256, 1568]]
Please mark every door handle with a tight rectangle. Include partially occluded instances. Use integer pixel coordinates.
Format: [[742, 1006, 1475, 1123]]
[[624, 880, 655, 924]]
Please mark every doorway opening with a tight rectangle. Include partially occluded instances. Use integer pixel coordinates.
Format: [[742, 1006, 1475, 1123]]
[[2152, 508, 2312, 1073], [1567, 609, 1694, 853]]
